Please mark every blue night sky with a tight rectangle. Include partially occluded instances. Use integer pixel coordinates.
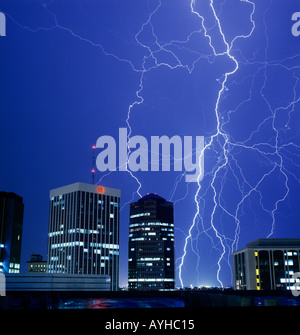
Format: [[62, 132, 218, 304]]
[[0, 0, 300, 288]]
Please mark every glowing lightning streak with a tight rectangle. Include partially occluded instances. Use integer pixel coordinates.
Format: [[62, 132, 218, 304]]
[[178, 0, 256, 288], [125, 71, 145, 199]]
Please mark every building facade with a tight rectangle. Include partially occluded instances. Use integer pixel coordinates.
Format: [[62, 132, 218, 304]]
[[128, 193, 175, 291], [233, 239, 300, 291], [27, 254, 47, 273], [0, 192, 24, 274], [47, 182, 120, 290]]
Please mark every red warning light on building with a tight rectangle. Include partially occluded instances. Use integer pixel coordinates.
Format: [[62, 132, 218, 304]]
[[97, 186, 104, 194]]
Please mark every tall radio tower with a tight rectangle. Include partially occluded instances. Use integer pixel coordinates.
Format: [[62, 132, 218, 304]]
[[92, 145, 96, 185]]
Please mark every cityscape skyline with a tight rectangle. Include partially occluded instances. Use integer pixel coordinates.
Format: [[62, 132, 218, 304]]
[[2, 180, 300, 292], [1, 1, 300, 289], [0, 183, 176, 289]]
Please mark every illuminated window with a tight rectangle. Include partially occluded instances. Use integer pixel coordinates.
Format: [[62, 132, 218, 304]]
[[130, 212, 150, 219]]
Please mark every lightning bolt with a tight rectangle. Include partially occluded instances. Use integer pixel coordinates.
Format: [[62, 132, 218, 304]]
[[178, 0, 256, 288], [177, 0, 300, 288]]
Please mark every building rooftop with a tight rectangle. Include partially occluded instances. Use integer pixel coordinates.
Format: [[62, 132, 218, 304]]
[[27, 254, 46, 263], [0, 191, 23, 201], [246, 238, 300, 249], [141, 193, 166, 201], [131, 193, 172, 206], [49, 182, 121, 198]]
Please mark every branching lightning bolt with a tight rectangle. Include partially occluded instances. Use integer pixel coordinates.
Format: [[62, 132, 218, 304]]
[[177, 0, 300, 288], [178, 0, 256, 288]]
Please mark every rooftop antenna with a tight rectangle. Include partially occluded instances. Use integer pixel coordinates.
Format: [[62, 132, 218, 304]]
[[92, 145, 96, 185]]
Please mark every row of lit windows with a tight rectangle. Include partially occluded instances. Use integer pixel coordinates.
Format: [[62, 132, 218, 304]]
[[130, 212, 151, 219], [130, 237, 174, 242], [51, 241, 84, 249], [280, 277, 300, 283], [140, 257, 168, 261], [49, 228, 102, 237], [130, 247, 172, 252], [48, 262, 107, 271], [89, 243, 119, 250], [128, 278, 174, 282], [129, 222, 174, 228], [51, 251, 118, 263], [8, 263, 20, 273], [135, 262, 172, 267], [130, 227, 174, 233], [130, 231, 174, 236], [68, 228, 100, 234], [51, 197, 118, 216], [10, 263, 20, 269], [51, 241, 120, 250], [255, 249, 300, 290], [285, 251, 298, 256], [52, 193, 118, 202]]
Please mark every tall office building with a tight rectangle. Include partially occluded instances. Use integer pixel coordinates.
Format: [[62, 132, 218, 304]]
[[128, 193, 175, 291], [0, 192, 24, 274], [47, 182, 121, 290], [233, 238, 300, 291]]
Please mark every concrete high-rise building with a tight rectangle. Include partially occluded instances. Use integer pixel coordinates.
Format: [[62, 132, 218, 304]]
[[0, 192, 24, 274], [47, 182, 120, 291], [128, 193, 175, 291], [232, 238, 300, 291]]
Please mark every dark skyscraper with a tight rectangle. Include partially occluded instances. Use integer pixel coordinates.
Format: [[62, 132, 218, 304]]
[[128, 193, 175, 291], [0, 192, 24, 274], [47, 182, 121, 290]]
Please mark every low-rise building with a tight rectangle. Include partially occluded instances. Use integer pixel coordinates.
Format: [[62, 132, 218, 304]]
[[232, 238, 300, 291], [27, 254, 47, 273]]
